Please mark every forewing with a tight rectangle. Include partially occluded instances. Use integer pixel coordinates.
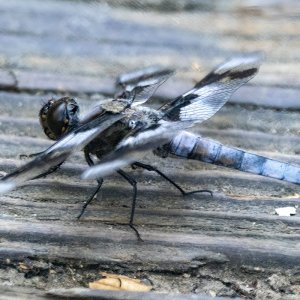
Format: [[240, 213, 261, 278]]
[[82, 121, 188, 180], [115, 66, 174, 107], [0, 113, 123, 193], [161, 52, 264, 123]]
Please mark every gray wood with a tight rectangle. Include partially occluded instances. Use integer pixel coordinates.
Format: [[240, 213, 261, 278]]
[[47, 287, 241, 300], [2, 70, 300, 109], [0, 285, 240, 300], [0, 0, 300, 299]]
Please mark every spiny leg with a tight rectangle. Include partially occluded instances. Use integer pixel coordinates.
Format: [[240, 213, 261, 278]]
[[133, 162, 212, 197], [77, 151, 104, 219], [117, 169, 142, 241]]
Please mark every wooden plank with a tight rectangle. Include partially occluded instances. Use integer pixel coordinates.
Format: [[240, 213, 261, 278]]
[[1, 0, 300, 89], [14, 70, 115, 95], [231, 86, 300, 109], [47, 288, 239, 300], [0, 0, 300, 299], [0, 70, 17, 90], [0, 286, 46, 300], [0, 214, 298, 286], [2, 72, 300, 111], [0, 285, 239, 300]]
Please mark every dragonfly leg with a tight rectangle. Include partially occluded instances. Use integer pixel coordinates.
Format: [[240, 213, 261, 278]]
[[117, 169, 142, 241], [77, 151, 104, 219], [77, 178, 103, 219], [32, 163, 64, 180], [18, 150, 64, 179], [19, 151, 45, 159], [133, 162, 213, 197]]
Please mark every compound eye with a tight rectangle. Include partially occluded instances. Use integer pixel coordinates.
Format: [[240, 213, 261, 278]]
[[128, 119, 136, 129]]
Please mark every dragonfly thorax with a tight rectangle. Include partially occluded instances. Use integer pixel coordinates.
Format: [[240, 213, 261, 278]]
[[133, 106, 163, 126], [101, 99, 130, 114]]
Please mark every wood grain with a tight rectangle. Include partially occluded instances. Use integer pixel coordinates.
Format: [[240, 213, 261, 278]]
[[0, 0, 300, 299]]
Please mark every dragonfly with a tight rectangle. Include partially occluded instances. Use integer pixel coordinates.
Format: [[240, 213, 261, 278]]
[[1, 52, 298, 239]]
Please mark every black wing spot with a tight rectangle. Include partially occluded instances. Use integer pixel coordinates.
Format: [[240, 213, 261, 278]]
[[227, 68, 258, 80], [195, 68, 257, 88], [163, 94, 199, 121]]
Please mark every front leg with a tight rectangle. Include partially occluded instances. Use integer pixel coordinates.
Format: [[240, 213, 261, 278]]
[[77, 151, 104, 219], [19, 151, 63, 179]]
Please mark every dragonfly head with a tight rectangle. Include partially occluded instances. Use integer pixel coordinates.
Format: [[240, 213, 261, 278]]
[[39, 97, 80, 140]]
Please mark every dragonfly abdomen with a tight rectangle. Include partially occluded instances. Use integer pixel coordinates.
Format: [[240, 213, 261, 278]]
[[168, 131, 300, 184]]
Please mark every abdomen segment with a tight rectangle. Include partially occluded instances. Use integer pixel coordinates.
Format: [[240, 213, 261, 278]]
[[168, 131, 300, 184]]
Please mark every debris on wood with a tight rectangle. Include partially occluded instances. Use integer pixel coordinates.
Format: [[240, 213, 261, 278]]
[[275, 206, 297, 217], [89, 272, 152, 292]]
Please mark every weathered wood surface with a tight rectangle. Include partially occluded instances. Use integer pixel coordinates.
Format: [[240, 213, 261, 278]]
[[0, 0, 300, 299], [0, 286, 240, 300]]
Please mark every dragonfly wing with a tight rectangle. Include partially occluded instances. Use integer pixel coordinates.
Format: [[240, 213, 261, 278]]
[[161, 52, 264, 123], [115, 66, 174, 107], [82, 121, 188, 180], [0, 113, 123, 193], [83, 53, 264, 180]]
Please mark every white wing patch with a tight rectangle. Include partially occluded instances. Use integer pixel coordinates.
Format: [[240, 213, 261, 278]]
[[179, 85, 231, 122], [177, 53, 264, 123]]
